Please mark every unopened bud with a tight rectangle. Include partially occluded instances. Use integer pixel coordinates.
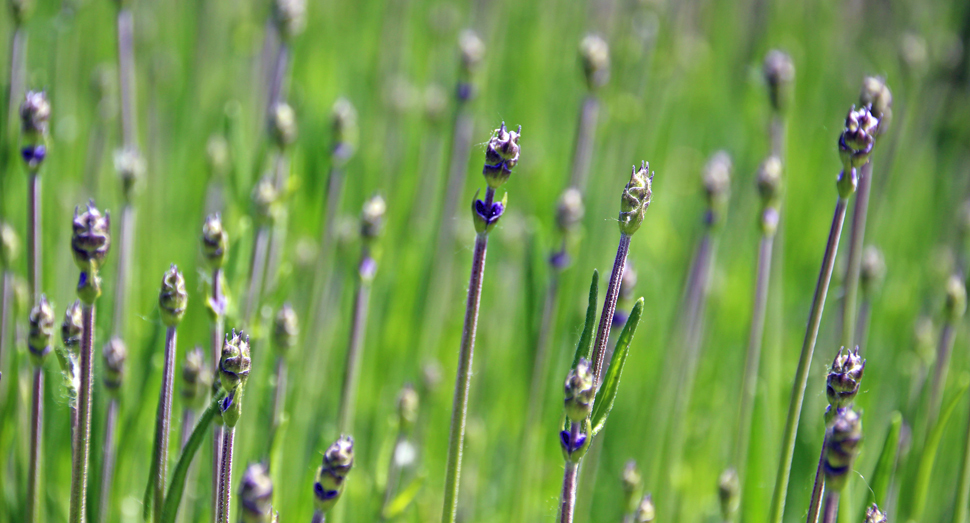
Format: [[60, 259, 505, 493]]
[[757, 155, 783, 209], [219, 330, 251, 427], [240, 462, 274, 523], [360, 194, 387, 240], [114, 147, 145, 201], [622, 460, 643, 512], [556, 188, 585, 233], [0, 222, 20, 269], [564, 358, 594, 422], [483, 123, 521, 189], [27, 295, 55, 366], [71, 202, 111, 276], [331, 98, 358, 164], [314, 435, 355, 514], [823, 408, 863, 492], [61, 300, 83, 350], [272, 304, 298, 355], [634, 494, 655, 523], [159, 265, 188, 327], [826, 347, 865, 409], [103, 337, 127, 393], [181, 346, 208, 407], [252, 176, 281, 226], [458, 30, 485, 73], [619, 162, 653, 236], [945, 274, 967, 322], [718, 468, 740, 521], [579, 34, 610, 90], [702, 151, 732, 226], [763, 50, 795, 113], [269, 102, 298, 149], [201, 213, 229, 269], [397, 383, 419, 432], [838, 105, 879, 175], [20, 90, 50, 141], [864, 503, 887, 523]]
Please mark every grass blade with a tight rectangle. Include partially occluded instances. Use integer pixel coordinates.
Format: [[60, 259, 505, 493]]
[[912, 376, 969, 519], [570, 270, 599, 369], [864, 410, 902, 514], [590, 297, 644, 436], [382, 475, 425, 519]]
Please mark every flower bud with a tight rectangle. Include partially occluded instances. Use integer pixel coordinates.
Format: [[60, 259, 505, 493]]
[[458, 29, 485, 75], [622, 460, 643, 512], [718, 468, 740, 521], [859, 76, 892, 134], [252, 176, 281, 226], [838, 105, 879, 173], [220, 329, 252, 392], [269, 102, 298, 149], [864, 503, 887, 523], [0, 221, 20, 269], [556, 188, 585, 233], [579, 34, 610, 90], [945, 274, 967, 322], [860, 246, 886, 296], [201, 213, 229, 270], [181, 346, 208, 408], [114, 147, 145, 201], [103, 337, 127, 393], [634, 494, 655, 523], [397, 383, 419, 432], [763, 50, 795, 113], [702, 151, 732, 226], [471, 190, 507, 235], [159, 265, 188, 327], [71, 202, 111, 275], [823, 408, 863, 492], [240, 462, 274, 523], [27, 295, 55, 366], [360, 194, 387, 241], [272, 0, 306, 41], [272, 304, 298, 356], [483, 123, 521, 189], [564, 358, 595, 422], [61, 300, 83, 350], [20, 90, 50, 142], [757, 155, 783, 209], [207, 134, 231, 178], [618, 162, 653, 236], [826, 347, 865, 409], [314, 435, 355, 514], [331, 98, 358, 164]]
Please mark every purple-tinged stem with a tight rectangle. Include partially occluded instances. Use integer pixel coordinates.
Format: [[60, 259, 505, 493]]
[[181, 408, 195, 450], [568, 95, 600, 192], [311, 510, 325, 523], [112, 204, 134, 336], [153, 326, 179, 522], [218, 426, 236, 523], [821, 490, 840, 523], [117, 8, 138, 149], [267, 44, 290, 116], [928, 320, 957, 429], [592, 234, 631, 383], [97, 398, 118, 523], [26, 367, 43, 523], [840, 160, 873, 348], [244, 226, 270, 324], [770, 114, 786, 160], [440, 187, 494, 523], [337, 264, 372, 434], [559, 460, 580, 523], [69, 303, 96, 523], [27, 172, 40, 303], [805, 435, 828, 523], [271, 356, 287, 441], [6, 28, 25, 132], [210, 267, 224, 523]]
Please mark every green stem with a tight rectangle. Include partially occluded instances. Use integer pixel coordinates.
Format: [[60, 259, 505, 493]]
[[928, 320, 957, 429], [0, 272, 10, 383], [956, 392, 970, 523], [806, 434, 829, 523], [97, 398, 118, 523], [69, 303, 96, 523], [559, 459, 580, 523], [440, 197, 492, 523], [591, 233, 631, 383], [568, 95, 600, 192], [153, 326, 179, 522], [768, 196, 849, 523], [117, 7, 137, 149], [244, 226, 270, 324], [26, 366, 43, 523], [112, 203, 134, 337], [840, 160, 873, 348], [337, 263, 372, 434]]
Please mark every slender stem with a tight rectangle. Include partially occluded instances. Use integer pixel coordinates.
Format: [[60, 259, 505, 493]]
[[440, 216, 491, 523], [821, 490, 840, 523], [154, 327, 179, 522], [270, 355, 287, 455], [27, 366, 43, 523], [263, 153, 289, 300], [112, 204, 134, 337], [70, 303, 96, 523], [592, 234, 631, 383], [117, 8, 138, 149], [0, 272, 9, 383], [559, 460, 580, 523], [6, 28, 25, 133], [928, 320, 957, 429], [526, 272, 560, 424], [734, 233, 774, 481], [768, 196, 850, 523], [267, 43, 290, 114], [568, 95, 600, 192], [311, 510, 325, 523], [210, 268, 224, 523], [955, 388, 970, 523], [181, 408, 195, 450], [27, 172, 40, 303], [338, 271, 372, 434], [218, 426, 236, 523], [769, 113, 786, 160], [381, 432, 407, 514], [805, 435, 829, 523], [98, 398, 119, 523], [244, 226, 270, 324], [840, 161, 873, 349], [438, 103, 475, 245], [854, 297, 871, 353]]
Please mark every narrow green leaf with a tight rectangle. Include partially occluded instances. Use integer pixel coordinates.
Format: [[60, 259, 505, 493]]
[[159, 391, 226, 523], [143, 412, 163, 520], [912, 377, 970, 519], [570, 269, 599, 369], [382, 475, 426, 519], [590, 298, 644, 436], [864, 411, 902, 515]]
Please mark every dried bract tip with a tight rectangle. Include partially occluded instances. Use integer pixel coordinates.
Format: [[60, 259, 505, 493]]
[[272, 0, 306, 41], [331, 98, 358, 163], [181, 347, 208, 407], [827, 347, 865, 409], [252, 176, 281, 226], [20, 90, 50, 139], [579, 34, 610, 90], [619, 162, 653, 236], [859, 76, 892, 133], [757, 155, 783, 209], [703, 151, 732, 226], [103, 337, 127, 393], [0, 221, 20, 269], [201, 213, 229, 269], [860, 246, 886, 296], [240, 462, 274, 523], [838, 105, 879, 174], [564, 358, 595, 423], [272, 304, 299, 355], [397, 383, 419, 432], [864, 503, 888, 523], [360, 194, 387, 240], [556, 188, 585, 233], [314, 435, 355, 514], [159, 265, 188, 327], [483, 122, 521, 189], [718, 468, 741, 521], [269, 102, 298, 149], [823, 408, 863, 492], [634, 494, 655, 523], [458, 30, 485, 73], [71, 202, 111, 274], [207, 135, 230, 178], [220, 330, 252, 391], [763, 50, 795, 113], [61, 300, 83, 349], [945, 274, 967, 321], [114, 147, 145, 200], [27, 295, 55, 366]]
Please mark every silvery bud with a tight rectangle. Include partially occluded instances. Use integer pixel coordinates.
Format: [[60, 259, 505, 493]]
[[860, 246, 886, 296], [556, 188, 585, 233], [397, 383, 419, 432], [945, 274, 967, 322], [314, 435, 355, 514], [579, 34, 610, 90], [838, 105, 879, 174], [763, 50, 795, 113], [239, 462, 274, 523], [27, 295, 55, 366], [458, 30, 485, 74], [331, 98, 358, 164], [859, 76, 892, 134], [823, 408, 863, 492], [483, 123, 521, 189], [103, 337, 127, 393], [181, 346, 208, 407], [564, 358, 595, 422], [71, 202, 111, 275], [0, 221, 20, 269], [201, 213, 229, 269], [272, 304, 298, 355], [718, 468, 740, 521], [272, 0, 306, 41], [360, 194, 387, 241], [702, 151, 732, 226], [252, 176, 281, 226], [269, 102, 298, 149], [20, 90, 50, 140], [159, 265, 188, 327], [864, 503, 887, 523], [826, 347, 865, 409], [423, 83, 448, 123], [757, 155, 783, 208], [619, 162, 654, 236], [622, 460, 643, 512], [114, 147, 145, 201], [634, 494, 655, 523], [219, 330, 251, 427], [61, 300, 83, 350]]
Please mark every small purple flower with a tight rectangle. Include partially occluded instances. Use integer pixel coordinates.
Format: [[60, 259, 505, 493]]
[[474, 198, 504, 226], [612, 310, 629, 328], [21, 145, 46, 169], [559, 429, 587, 456], [457, 82, 473, 102], [314, 482, 339, 501], [359, 256, 377, 281], [549, 250, 571, 271]]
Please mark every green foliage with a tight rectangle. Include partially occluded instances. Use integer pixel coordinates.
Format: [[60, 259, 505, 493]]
[[591, 298, 644, 436]]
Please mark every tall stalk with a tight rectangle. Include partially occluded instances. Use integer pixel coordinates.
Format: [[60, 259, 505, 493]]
[[928, 275, 965, 428], [263, 103, 296, 298], [956, 389, 970, 523], [767, 105, 876, 523], [269, 304, 297, 452], [313, 436, 355, 521], [441, 124, 519, 523], [69, 203, 111, 523], [112, 149, 143, 338], [569, 35, 609, 192], [216, 331, 251, 523], [20, 91, 49, 304], [116, 5, 138, 149], [245, 177, 278, 323], [25, 296, 53, 523]]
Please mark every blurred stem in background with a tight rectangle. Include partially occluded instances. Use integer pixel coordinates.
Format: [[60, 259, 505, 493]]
[[269, 303, 297, 458], [111, 148, 144, 339], [0, 224, 18, 385], [263, 102, 297, 298], [927, 275, 966, 429], [201, 213, 229, 522], [99, 337, 126, 523], [25, 296, 52, 523], [380, 384, 419, 518], [116, 2, 138, 150], [245, 176, 279, 324]]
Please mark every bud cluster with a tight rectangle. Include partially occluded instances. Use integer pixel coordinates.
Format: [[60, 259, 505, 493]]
[[272, 304, 298, 356], [27, 295, 55, 366], [482, 123, 521, 189], [201, 213, 229, 270], [159, 265, 188, 327], [763, 50, 794, 113], [826, 347, 865, 410], [314, 435, 355, 514], [103, 337, 127, 393], [618, 162, 653, 236], [20, 91, 50, 170], [71, 202, 111, 276], [219, 330, 252, 427], [822, 408, 863, 492], [181, 347, 209, 408], [702, 151, 732, 227], [838, 105, 879, 176], [579, 34, 610, 90]]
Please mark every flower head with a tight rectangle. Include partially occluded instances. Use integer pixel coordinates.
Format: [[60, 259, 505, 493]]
[[272, 304, 298, 356], [756, 155, 783, 209], [220, 329, 252, 391], [0, 221, 20, 269], [826, 347, 865, 409], [201, 213, 229, 270], [838, 105, 879, 173], [181, 346, 209, 408], [20, 90, 50, 139], [239, 462, 274, 523], [314, 435, 355, 514], [482, 123, 521, 189], [272, 0, 306, 40], [556, 188, 585, 233], [71, 202, 111, 274], [103, 337, 127, 394], [564, 358, 595, 422], [618, 162, 654, 236], [763, 50, 795, 113], [634, 494, 655, 523], [269, 102, 298, 149], [27, 295, 55, 366], [579, 34, 610, 90], [864, 503, 887, 523], [114, 147, 145, 201], [703, 151, 732, 226], [61, 300, 83, 350], [10, 0, 34, 25], [360, 194, 387, 241], [159, 265, 188, 327], [823, 408, 863, 492]]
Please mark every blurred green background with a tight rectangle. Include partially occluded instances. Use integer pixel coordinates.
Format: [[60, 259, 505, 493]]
[[2, 0, 970, 521]]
